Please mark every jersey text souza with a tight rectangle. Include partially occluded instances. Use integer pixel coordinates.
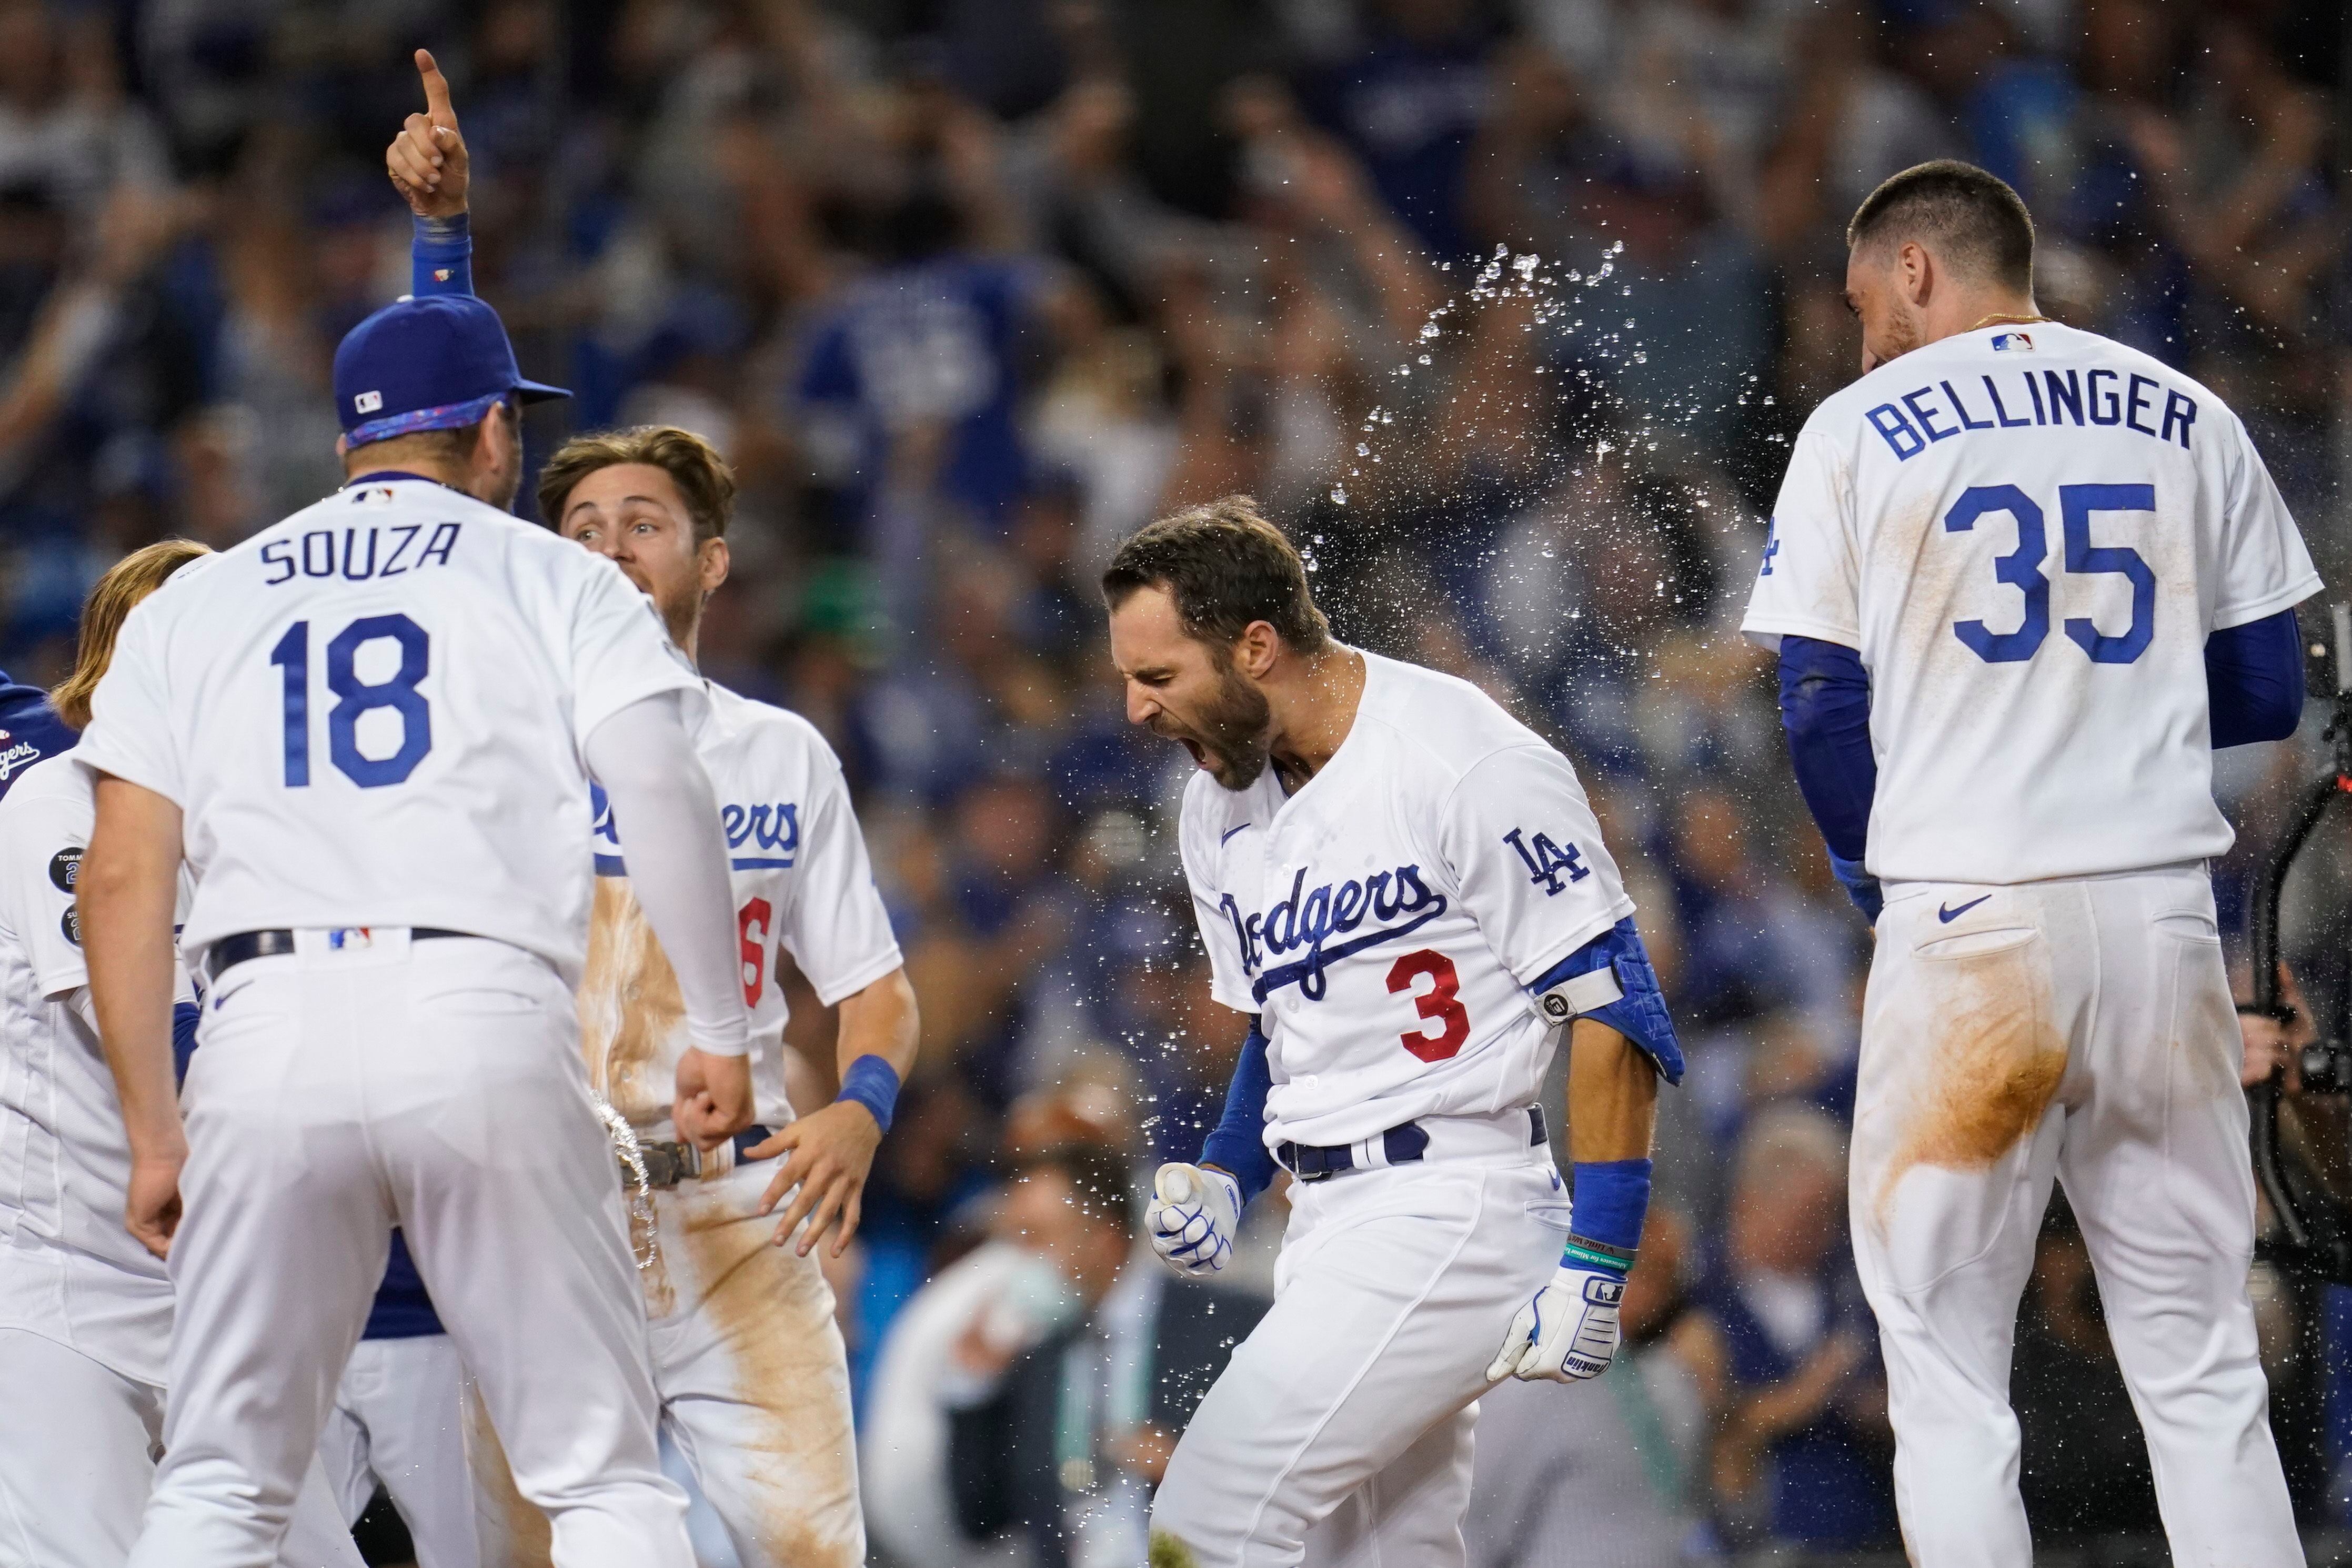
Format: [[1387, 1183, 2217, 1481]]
[[257, 522, 463, 585], [1863, 367, 2198, 461]]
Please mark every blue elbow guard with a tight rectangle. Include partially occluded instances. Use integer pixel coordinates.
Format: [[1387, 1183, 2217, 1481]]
[[171, 1001, 201, 1090], [1531, 919, 1683, 1085], [1200, 1020, 1277, 1204]]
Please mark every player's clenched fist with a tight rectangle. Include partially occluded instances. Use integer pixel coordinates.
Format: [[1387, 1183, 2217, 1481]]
[[1147, 1162, 1240, 1277], [1486, 1263, 1624, 1383]]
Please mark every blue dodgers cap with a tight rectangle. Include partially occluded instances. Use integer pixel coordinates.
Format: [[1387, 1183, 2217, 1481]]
[[333, 294, 569, 448]]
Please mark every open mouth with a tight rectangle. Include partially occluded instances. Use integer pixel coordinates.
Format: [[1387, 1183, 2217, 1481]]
[[1179, 736, 1206, 767]]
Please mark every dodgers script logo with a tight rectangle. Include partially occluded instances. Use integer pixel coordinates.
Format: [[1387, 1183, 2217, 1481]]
[[592, 785, 800, 872], [1221, 863, 1448, 1003], [0, 738, 37, 783]]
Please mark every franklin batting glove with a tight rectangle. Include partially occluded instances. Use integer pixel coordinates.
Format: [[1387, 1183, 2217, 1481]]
[[1147, 1163, 1241, 1278], [1486, 1262, 1625, 1383]]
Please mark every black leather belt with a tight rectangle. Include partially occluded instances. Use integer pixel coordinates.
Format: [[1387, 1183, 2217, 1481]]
[[637, 1125, 775, 1189], [1278, 1107, 1546, 1183], [206, 927, 474, 982]]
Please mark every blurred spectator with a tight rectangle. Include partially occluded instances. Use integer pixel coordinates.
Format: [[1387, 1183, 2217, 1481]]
[[1685, 1104, 1896, 1550], [944, 1142, 1270, 1568]]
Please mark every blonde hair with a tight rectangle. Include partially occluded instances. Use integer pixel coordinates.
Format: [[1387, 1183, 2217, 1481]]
[[51, 539, 212, 730]]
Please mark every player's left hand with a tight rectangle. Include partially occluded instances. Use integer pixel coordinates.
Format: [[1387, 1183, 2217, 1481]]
[[1486, 1262, 1625, 1384], [386, 48, 469, 220], [124, 1150, 184, 1260], [750, 1100, 882, 1258]]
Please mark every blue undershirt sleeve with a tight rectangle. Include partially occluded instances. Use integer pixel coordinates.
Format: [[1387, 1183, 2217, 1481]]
[[171, 1001, 201, 1090], [1200, 1018, 1276, 1205], [2206, 608, 2304, 749], [1778, 635, 1881, 919], [411, 213, 473, 298]]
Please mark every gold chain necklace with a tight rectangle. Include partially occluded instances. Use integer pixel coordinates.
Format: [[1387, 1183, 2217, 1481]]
[[1967, 311, 2050, 333]]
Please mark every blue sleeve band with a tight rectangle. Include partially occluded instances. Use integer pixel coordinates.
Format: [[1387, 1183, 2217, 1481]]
[[837, 1054, 901, 1135], [1201, 1019, 1276, 1205], [1568, 1157, 1651, 1261], [1531, 918, 1684, 1085], [412, 212, 473, 298], [2206, 608, 2304, 749], [1778, 635, 1881, 918], [171, 1001, 201, 1090]]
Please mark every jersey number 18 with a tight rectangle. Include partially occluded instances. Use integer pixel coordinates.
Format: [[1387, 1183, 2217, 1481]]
[[270, 614, 434, 788]]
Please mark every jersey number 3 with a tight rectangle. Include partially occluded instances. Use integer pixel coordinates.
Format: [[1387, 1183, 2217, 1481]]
[[270, 614, 433, 788], [1388, 950, 1470, 1062]]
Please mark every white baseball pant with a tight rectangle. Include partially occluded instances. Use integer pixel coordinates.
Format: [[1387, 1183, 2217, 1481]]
[[318, 1334, 478, 1568], [0, 1327, 361, 1568], [1854, 865, 2300, 1567], [133, 932, 692, 1568], [1150, 1117, 1565, 1567], [471, 1152, 863, 1568]]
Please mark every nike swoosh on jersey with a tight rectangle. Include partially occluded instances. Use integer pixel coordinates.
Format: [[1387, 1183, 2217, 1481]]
[[1937, 895, 1993, 923], [1221, 823, 1252, 845]]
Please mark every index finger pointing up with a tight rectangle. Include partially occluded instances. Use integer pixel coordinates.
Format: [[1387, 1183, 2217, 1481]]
[[415, 47, 459, 130]]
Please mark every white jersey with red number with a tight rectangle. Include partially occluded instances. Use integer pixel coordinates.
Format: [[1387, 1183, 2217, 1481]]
[[1741, 321, 2321, 885], [1179, 650, 1636, 1149], [580, 682, 901, 1140], [72, 478, 702, 983]]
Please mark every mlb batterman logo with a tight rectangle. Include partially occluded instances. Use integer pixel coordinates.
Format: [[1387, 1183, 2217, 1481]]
[[354, 389, 384, 414], [1989, 331, 2035, 353]]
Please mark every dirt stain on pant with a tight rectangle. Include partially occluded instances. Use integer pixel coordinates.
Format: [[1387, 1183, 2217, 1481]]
[[670, 1184, 866, 1568], [463, 1377, 554, 1568], [579, 877, 684, 1125], [1875, 942, 2068, 1225]]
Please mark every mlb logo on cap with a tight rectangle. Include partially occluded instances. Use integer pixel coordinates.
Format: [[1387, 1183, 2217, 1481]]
[[333, 294, 568, 449]]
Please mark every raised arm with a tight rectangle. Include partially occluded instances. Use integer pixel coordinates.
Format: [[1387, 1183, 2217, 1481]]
[[386, 49, 474, 298]]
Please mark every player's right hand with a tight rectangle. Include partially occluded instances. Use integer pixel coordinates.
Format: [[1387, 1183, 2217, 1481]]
[[1147, 1162, 1241, 1278], [124, 1150, 184, 1260], [386, 48, 469, 220], [674, 1047, 755, 1150]]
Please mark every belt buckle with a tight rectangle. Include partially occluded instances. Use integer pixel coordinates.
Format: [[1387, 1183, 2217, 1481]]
[[636, 1141, 698, 1189]]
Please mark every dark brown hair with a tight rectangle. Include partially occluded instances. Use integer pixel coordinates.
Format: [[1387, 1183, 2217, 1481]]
[[1101, 495, 1331, 655], [52, 539, 211, 730], [536, 425, 736, 542], [1847, 159, 2036, 293]]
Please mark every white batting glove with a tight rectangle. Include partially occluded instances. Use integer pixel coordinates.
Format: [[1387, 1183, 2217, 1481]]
[[1486, 1263, 1625, 1383], [1147, 1163, 1241, 1278]]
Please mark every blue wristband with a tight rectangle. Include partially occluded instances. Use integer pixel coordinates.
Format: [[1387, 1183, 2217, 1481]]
[[412, 211, 473, 298], [836, 1054, 900, 1135], [1567, 1157, 1651, 1268], [1827, 850, 1882, 922]]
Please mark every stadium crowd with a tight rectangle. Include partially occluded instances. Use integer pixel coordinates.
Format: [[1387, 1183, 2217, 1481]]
[[2, 0, 2349, 1559]]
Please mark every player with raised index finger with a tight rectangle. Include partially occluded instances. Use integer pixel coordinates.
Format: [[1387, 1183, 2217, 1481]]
[[387, 56, 917, 1565], [1102, 499, 1682, 1567], [70, 181, 759, 1562], [1745, 160, 2316, 1565]]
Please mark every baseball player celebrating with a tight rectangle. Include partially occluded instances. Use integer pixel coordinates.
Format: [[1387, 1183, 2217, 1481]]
[[1745, 160, 2316, 1565], [0, 543, 365, 1568], [1102, 499, 1683, 1567], [387, 59, 916, 1566], [72, 283, 758, 1566]]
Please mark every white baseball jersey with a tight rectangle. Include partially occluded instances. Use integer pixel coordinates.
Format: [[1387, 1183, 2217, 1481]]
[[0, 752, 192, 1387], [73, 478, 701, 982], [1742, 320, 2320, 885], [1179, 650, 1635, 1148], [581, 682, 901, 1139]]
